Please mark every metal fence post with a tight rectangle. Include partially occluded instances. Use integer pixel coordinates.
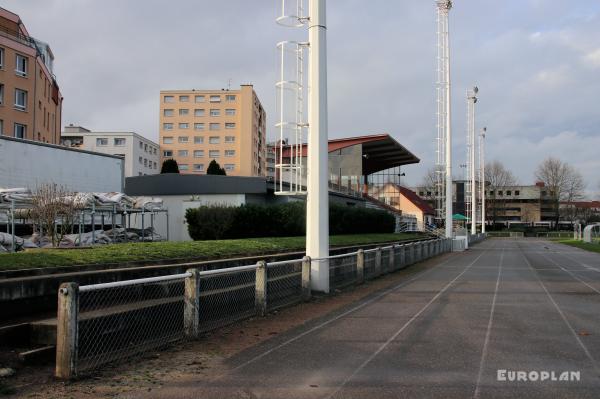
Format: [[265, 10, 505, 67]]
[[389, 246, 395, 272], [255, 261, 267, 317], [302, 256, 312, 301], [184, 269, 200, 339], [357, 249, 365, 284], [375, 247, 382, 276], [55, 282, 79, 379]]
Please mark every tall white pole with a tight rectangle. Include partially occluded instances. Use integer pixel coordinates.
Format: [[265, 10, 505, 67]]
[[468, 87, 478, 234], [307, 0, 329, 293], [443, 1, 453, 239], [480, 128, 486, 233]]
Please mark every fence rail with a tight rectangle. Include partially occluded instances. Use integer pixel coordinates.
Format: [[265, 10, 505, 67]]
[[55, 237, 462, 379]]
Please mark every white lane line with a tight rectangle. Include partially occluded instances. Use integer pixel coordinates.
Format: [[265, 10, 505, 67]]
[[473, 241, 504, 398], [324, 248, 490, 399], [538, 252, 600, 295], [227, 249, 468, 374], [518, 242, 600, 377]]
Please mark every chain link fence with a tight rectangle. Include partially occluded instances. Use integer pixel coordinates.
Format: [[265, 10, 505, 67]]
[[329, 253, 358, 289], [266, 259, 306, 311]]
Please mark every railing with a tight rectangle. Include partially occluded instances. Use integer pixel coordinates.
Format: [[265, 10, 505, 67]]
[[55, 238, 455, 379], [535, 231, 573, 238], [486, 231, 525, 238]]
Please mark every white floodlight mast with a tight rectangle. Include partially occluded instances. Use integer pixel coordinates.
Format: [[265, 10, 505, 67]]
[[467, 87, 478, 234], [479, 127, 487, 233], [435, 1, 448, 226], [306, 0, 329, 293]]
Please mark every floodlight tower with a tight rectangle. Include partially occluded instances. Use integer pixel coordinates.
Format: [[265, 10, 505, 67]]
[[479, 127, 487, 233], [466, 87, 478, 234], [436, 0, 453, 238]]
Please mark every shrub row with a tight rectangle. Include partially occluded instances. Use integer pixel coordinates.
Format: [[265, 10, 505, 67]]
[[185, 202, 395, 240]]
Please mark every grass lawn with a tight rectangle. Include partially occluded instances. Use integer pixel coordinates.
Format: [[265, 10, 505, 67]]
[[0, 233, 423, 271], [558, 239, 600, 254]]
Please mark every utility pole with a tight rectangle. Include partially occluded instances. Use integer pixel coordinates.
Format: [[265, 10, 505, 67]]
[[467, 87, 478, 234], [479, 127, 487, 233]]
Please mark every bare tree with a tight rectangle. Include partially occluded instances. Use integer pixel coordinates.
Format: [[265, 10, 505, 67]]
[[535, 157, 586, 229], [31, 183, 81, 247], [484, 160, 517, 226], [419, 167, 438, 201]]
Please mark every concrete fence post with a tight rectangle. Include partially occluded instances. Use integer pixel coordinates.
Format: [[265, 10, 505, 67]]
[[184, 269, 200, 339], [55, 282, 79, 379], [255, 261, 267, 317], [400, 245, 406, 268], [301, 256, 312, 301], [375, 247, 382, 277], [356, 249, 365, 284], [423, 242, 429, 259], [389, 246, 395, 272]]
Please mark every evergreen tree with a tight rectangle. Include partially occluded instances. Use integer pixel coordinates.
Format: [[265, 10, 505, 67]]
[[160, 158, 180, 174]]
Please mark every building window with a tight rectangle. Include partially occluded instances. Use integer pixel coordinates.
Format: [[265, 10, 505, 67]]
[[15, 54, 28, 76], [154, 162, 157, 169], [515, 190, 520, 196], [14, 89, 27, 111], [14, 123, 26, 139], [0, 120, 3, 135], [177, 150, 189, 158], [178, 136, 189, 143], [114, 138, 126, 146], [195, 95, 205, 103], [164, 95, 175, 103], [139, 141, 143, 149], [163, 150, 173, 157], [153, 148, 157, 155], [163, 109, 174, 117], [138, 156, 143, 164], [209, 150, 220, 158], [194, 136, 204, 144], [0, 84, 3, 105], [506, 190, 512, 196], [225, 123, 236, 129], [210, 109, 220, 117], [179, 108, 189, 116], [0, 48, 4, 69], [224, 136, 236, 143], [144, 143, 148, 152], [194, 123, 205, 131], [194, 109, 205, 117], [224, 163, 235, 171], [209, 95, 221, 103], [225, 95, 236, 102], [209, 136, 220, 144], [96, 138, 108, 146], [144, 158, 148, 167], [163, 136, 174, 144], [209, 123, 220, 131], [179, 123, 189, 129], [225, 108, 236, 116], [193, 150, 204, 158], [179, 164, 189, 171], [498, 191, 503, 196], [225, 150, 235, 157], [193, 164, 205, 172], [163, 123, 173, 130], [179, 95, 189, 102]]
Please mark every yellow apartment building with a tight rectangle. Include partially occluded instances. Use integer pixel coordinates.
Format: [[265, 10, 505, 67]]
[[0, 7, 62, 144], [159, 85, 266, 176]]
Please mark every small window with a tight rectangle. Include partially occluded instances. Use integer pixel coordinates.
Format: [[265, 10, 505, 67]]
[[225, 123, 235, 129], [14, 123, 26, 139], [195, 95, 205, 103], [193, 150, 204, 158], [506, 190, 512, 196], [224, 136, 235, 143], [96, 138, 108, 146], [209, 150, 220, 158], [15, 54, 28, 76], [225, 150, 235, 157], [210, 95, 221, 103], [0, 120, 3, 135], [153, 148, 157, 155], [225, 108, 236, 116], [144, 144, 148, 152], [179, 123, 189, 129], [139, 156, 143, 164], [163, 109, 174, 117], [209, 123, 220, 131], [114, 138, 126, 146], [0, 48, 4, 69], [209, 136, 220, 144], [489, 191, 494, 196], [144, 158, 148, 167], [164, 95, 175, 103], [179, 108, 189, 116], [14, 89, 27, 110], [178, 150, 189, 157], [194, 136, 204, 144], [154, 162, 157, 169], [224, 163, 235, 171], [179, 95, 189, 102], [179, 164, 189, 171], [193, 164, 205, 172], [210, 109, 220, 117], [515, 190, 520, 196], [178, 136, 189, 143], [194, 123, 205, 131], [194, 109, 205, 117], [225, 95, 236, 102], [139, 141, 143, 149], [163, 150, 173, 157], [498, 191, 503, 196], [163, 136, 174, 144], [163, 123, 173, 130], [0, 84, 3, 105]]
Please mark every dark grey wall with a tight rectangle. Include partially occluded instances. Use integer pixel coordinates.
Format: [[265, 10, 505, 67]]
[[125, 174, 267, 196]]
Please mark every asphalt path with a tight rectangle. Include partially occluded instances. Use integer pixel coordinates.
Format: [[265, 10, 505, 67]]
[[141, 238, 600, 399]]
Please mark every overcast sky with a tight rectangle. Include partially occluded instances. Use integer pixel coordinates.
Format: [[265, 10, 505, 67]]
[[4, 0, 600, 197]]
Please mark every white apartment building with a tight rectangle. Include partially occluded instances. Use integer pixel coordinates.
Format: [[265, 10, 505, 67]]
[[61, 125, 160, 177]]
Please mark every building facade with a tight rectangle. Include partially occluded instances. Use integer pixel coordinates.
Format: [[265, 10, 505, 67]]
[[0, 7, 62, 144], [159, 85, 266, 176], [61, 125, 159, 177]]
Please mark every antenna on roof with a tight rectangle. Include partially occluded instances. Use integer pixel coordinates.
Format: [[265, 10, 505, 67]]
[[227, 78, 232, 90]]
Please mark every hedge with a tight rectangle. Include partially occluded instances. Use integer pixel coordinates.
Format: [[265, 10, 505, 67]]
[[185, 202, 395, 240]]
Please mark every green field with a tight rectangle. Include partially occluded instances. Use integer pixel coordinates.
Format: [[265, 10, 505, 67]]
[[0, 233, 423, 271], [558, 239, 600, 254]]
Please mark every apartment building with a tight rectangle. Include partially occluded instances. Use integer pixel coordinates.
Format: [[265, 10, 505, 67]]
[[159, 85, 266, 176], [61, 125, 160, 177], [0, 7, 62, 144]]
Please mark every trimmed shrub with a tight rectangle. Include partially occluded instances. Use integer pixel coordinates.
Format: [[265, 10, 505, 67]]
[[185, 202, 395, 240]]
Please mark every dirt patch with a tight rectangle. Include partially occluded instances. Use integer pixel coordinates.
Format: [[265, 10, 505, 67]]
[[2, 258, 441, 399]]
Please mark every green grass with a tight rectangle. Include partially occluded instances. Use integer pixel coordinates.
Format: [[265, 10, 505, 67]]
[[558, 239, 600, 254], [0, 233, 422, 271], [0, 381, 16, 396]]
